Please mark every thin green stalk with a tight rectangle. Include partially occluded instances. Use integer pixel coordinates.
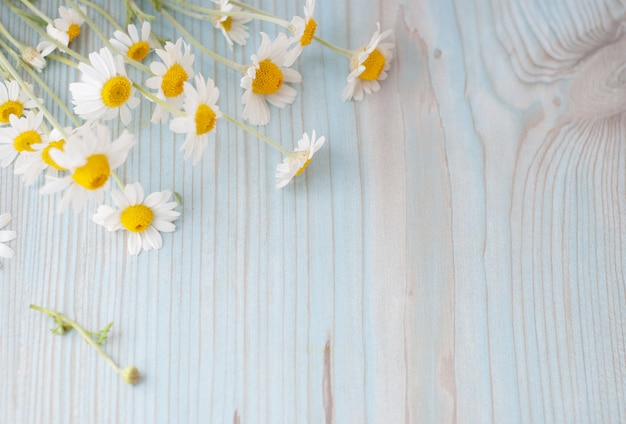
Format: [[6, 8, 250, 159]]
[[112, 170, 125, 190], [66, 0, 152, 74], [132, 82, 185, 117], [16, 0, 53, 25], [30, 305, 140, 385], [0, 49, 69, 140], [48, 53, 78, 68], [222, 112, 291, 156], [0, 19, 25, 50], [76, 0, 124, 32], [159, 8, 247, 73]]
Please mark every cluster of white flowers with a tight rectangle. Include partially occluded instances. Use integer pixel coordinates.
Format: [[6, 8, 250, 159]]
[[0, 0, 393, 258]]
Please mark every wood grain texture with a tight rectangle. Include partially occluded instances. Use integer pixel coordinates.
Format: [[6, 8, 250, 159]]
[[1, 0, 625, 423]]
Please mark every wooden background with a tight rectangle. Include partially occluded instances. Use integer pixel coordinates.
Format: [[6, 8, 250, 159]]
[[1, 0, 625, 422]]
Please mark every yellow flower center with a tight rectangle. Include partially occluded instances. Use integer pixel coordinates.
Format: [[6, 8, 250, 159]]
[[195, 104, 217, 136], [301, 19, 317, 46], [127, 41, 150, 61], [358, 49, 386, 81], [13, 130, 41, 152], [295, 156, 312, 176], [252, 59, 283, 95], [72, 154, 110, 190], [67, 23, 81, 43], [161, 64, 188, 98], [221, 17, 233, 32], [41, 139, 67, 171], [120, 204, 153, 233], [101, 76, 132, 108], [0, 100, 23, 124]]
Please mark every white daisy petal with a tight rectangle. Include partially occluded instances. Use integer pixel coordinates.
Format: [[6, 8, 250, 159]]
[[275, 131, 326, 188]]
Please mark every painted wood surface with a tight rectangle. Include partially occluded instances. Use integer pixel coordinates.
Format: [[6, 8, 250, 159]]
[[1, 0, 625, 422]]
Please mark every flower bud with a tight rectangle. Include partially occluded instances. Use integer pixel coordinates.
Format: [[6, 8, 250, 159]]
[[21, 47, 46, 73], [120, 365, 141, 384]]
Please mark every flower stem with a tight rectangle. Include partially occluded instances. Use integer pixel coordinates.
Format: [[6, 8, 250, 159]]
[[16, 0, 53, 25], [0, 48, 70, 140], [132, 82, 185, 117], [112, 170, 125, 190], [66, 0, 152, 74], [159, 8, 247, 73], [76, 0, 124, 32], [30, 305, 140, 384], [0, 19, 25, 50], [222, 112, 291, 156]]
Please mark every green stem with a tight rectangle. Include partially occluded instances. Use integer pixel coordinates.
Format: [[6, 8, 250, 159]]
[[0, 48, 70, 140], [30, 305, 123, 374], [112, 170, 125, 190], [132, 82, 185, 117], [0, 19, 25, 50], [159, 8, 247, 73], [76, 0, 124, 31], [16, 0, 53, 25], [48, 53, 78, 68], [66, 0, 152, 74], [222, 112, 291, 156]]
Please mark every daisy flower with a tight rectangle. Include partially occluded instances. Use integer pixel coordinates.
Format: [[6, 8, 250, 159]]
[[169, 74, 222, 165], [212, 0, 251, 49], [92, 182, 180, 256], [275, 130, 325, 188], [0, 111, 45, 168], [241, 32, 302, 126], [284, 0, 317, 66], [21, 46, 47, 73], [40, 124, 134, 213], [14, 127, 70, 186], [0, 80, 39, 125], [70, 47, 140, 126], [110, 21, 153, 62], [342, 23, 394, 102], [36, 6, 87, 57], [0, 213, 17, 259], [146, 38, 195, 124]]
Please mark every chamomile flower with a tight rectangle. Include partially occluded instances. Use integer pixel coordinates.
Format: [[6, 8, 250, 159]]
[[70, 47, 140, 126], [40, 124, 135, 213], [342, 23, 394, 102], [14, 127, 70, 186], [169, 74, 222, 165], [146, 38, 195, 124], [212, 0, 251, 49], [0, 213, 17, 259], [0, 80, 39, 125], [36, 6, 87, 57], [0, 111, 45, 168], [92, 182, 180, 256], [275, 130, 325, 188], [110, 21, 153, 62], [241, 32, 302, 126], [284, 0, 317, 66]]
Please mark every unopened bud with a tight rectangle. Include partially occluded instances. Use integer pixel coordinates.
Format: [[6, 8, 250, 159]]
[[22, 47, 46, 73], [120, 365, 141, 384]]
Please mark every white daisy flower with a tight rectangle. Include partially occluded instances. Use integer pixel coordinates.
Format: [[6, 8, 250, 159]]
[[21, 46, 47, 73], [40, 124, 135, 213], [93, 182, 180, 256], [145, 38, 195, 124], [70, 47, 140, 126], [241, 32, 302, 126], [342, 23, 394, 102], [212, 0, 251, 49], [284, 0, 317, 66], [275, 130, 325, 188], [110, 21, 153, 62], [0, 111, 45, 168], [0, 213, 17, 259], [0, 80, 39, 125], [14, 127, 70, 186], [169, 74, 222, 165], [36, 6, 87, 57]]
